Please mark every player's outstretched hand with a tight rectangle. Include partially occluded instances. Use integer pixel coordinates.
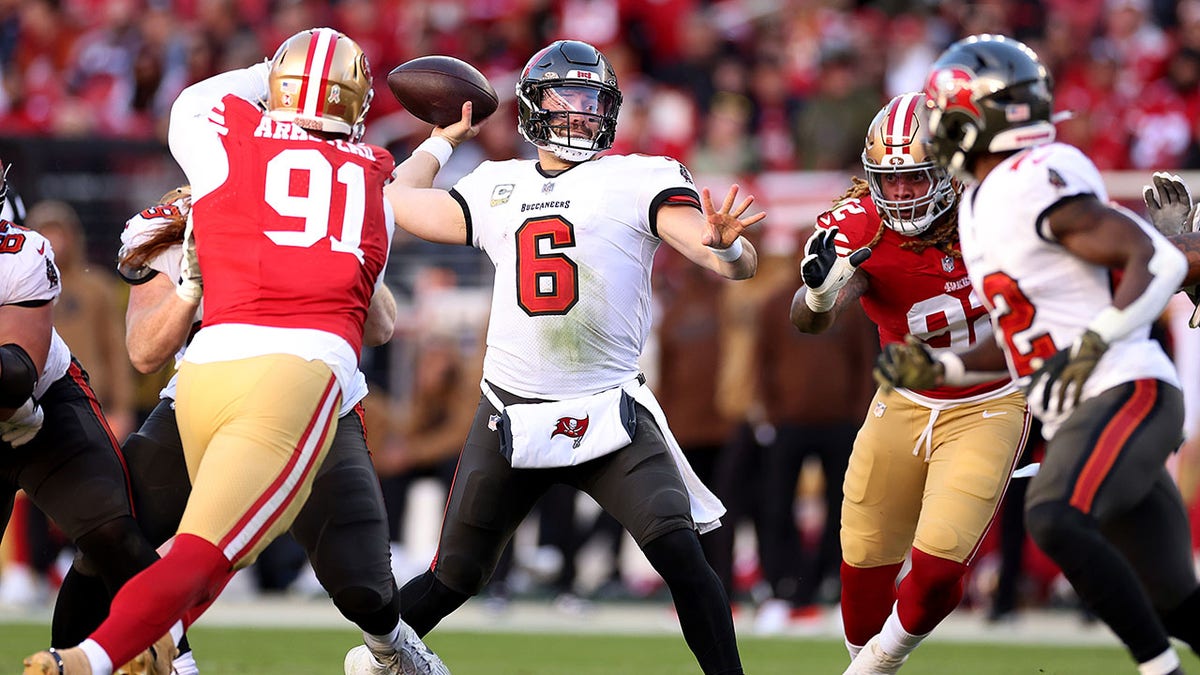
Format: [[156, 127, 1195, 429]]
[[1142, 171, 1196, 237], [433, 101, 482, 148], [0, 398, 44, 447], [800, 226, 871, 313], [873, 335, 943, 393], [700, 184, 764, 249], [1027, 329, 1108, 414]]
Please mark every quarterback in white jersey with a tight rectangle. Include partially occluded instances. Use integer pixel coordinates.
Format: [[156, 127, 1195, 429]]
[[912, 34, 1200, 675], [383, 40, 761, 675]]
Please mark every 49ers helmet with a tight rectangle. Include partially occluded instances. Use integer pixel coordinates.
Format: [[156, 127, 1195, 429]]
[[517, 40, 622, 162], [863, 92, 958, 236], [923, 34, 1055, 179], [267, 27, 374, 141]]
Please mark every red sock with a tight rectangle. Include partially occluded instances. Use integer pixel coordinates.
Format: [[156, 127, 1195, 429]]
[[183, 568, 236, 628], [90, 534, 231, 666], [895, 548, 967, 635], [840, 561, 903, 646]]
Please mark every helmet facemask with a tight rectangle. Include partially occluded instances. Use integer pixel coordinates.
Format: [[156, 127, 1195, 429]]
[[518, 83, 620, 162], [517, 40, 623, 163], [863, 93, 959, 236]]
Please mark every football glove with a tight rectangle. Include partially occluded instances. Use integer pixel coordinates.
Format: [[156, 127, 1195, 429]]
[[1142, 171, 1197, 238], [0, 397, 44, 447], [873, 335, 944, 392], [801, 226, 871, 312], [176, 215, 203, 303], [1027, 329, 1108, 414]]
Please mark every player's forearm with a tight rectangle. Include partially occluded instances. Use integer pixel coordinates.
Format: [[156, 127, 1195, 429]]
[[363, 284, 397, 347], [1170, 231, 1200, 286], [125, 296, 195, 374], [716, 239, 757, 280], [390, 145, 444, 189], [790, 288, 836, 334]]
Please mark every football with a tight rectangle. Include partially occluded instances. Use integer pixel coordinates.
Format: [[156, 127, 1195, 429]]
[[386, 55, 499, 127]]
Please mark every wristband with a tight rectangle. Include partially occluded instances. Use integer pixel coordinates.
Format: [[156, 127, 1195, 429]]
[[415, 136, 454, 170], [805, 288, 835, 313], [936, 352, 964, 386], [707, 236, 745, 263]]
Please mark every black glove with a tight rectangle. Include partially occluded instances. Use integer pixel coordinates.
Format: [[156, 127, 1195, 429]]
[[1027, 329, 1108, 413], [873, 335, 944, 392], [801, 226, 871, 312]]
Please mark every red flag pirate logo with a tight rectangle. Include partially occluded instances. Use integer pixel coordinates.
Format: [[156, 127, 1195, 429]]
[[552, 415, 589, 448], [924, 67, 982, 121]]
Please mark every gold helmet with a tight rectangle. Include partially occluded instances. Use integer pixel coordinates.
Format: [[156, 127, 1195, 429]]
[[862, 92, 958, 236], [267, 27, 374, 141]]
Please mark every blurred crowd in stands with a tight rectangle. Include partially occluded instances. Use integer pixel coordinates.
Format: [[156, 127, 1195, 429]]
[[2, 0, 1200, 636], [6, 0, 1200, 172]]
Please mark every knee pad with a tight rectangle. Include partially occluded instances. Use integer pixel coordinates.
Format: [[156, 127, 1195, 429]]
[[432, 551, 494, 595], [1025, 500, 1092, 557], [75, 516, 159, 587]]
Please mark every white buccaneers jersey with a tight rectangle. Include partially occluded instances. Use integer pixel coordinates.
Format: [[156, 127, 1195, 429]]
[[0, 221, 70, 399], [119, 203, 369, 415], [452, 154, 701, 399], [958, 142, 1179, 436]]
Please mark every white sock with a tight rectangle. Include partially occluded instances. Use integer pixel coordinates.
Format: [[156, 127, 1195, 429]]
[[173, 650, 201, 675], [363, 623, 402, 656], [877, 608, 928, 659], [1138, 648, 1180, 675], [845, 638, 863, 661], [78, 639, 114, 675]]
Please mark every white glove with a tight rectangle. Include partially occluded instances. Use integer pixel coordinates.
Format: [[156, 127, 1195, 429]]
[[177, 214, 203, 303], [1142, 171, 1196, 237], [801, 226, 871, 312], [1, 398, 44, 447]]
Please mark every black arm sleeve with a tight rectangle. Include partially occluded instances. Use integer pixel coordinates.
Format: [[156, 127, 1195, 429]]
[[0, 343, 37, 407]]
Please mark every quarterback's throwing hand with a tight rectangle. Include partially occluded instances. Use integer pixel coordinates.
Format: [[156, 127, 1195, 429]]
[[700, 184, 764, 249], [1142, 171, 1196, 237], [1027, 329, 1108, 414], [801, 226, 871, 312], [873, 335, 944, 393]]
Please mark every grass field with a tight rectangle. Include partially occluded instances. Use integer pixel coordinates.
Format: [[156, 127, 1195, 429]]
[[2, 623, 1197, 674]]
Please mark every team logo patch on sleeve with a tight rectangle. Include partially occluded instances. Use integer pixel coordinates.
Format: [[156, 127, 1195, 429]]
[[552, 415, 589, 448], [45, 258, 59, 288]]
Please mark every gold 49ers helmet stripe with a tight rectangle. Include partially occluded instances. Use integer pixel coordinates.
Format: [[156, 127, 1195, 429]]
[[299, 28, 336, 122]]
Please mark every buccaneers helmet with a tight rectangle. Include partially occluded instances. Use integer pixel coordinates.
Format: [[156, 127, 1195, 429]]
[[517, 40, 622, 162], [863, 92, 958, 236], [923, 34, 1055, 179], [267, 27, 374, 142]]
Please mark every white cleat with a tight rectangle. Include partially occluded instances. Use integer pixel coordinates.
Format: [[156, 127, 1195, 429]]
[[344, 621, 449, 675], [842, 635, 908, 675]]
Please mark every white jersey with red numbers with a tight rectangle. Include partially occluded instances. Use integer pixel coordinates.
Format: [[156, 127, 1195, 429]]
[[168, 68, 394, 397], [824, 194, 1013, 403], [119, 202, 369, 414], [958, 142, 1179, 437], [452, 153, 701, 399], [0, 221, 70, 398]]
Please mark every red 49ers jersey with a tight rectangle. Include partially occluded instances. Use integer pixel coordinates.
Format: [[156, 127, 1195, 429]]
[[179, 94, 393, 356], [822, 194, 1009, 400]]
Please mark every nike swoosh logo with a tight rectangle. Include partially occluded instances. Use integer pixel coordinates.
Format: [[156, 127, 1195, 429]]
[[981, 410, 1007, 418], [37, 243, 45, 255]]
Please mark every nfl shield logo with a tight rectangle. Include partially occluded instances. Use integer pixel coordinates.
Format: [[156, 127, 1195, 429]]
[[542, 182, 555, 194], [941, 256, 955, 273]]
